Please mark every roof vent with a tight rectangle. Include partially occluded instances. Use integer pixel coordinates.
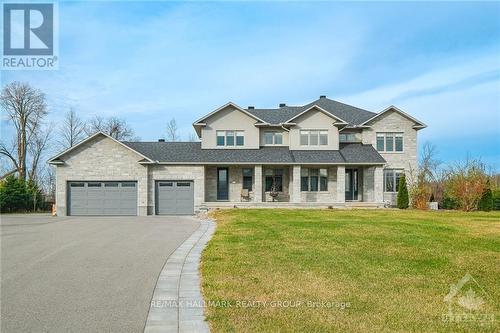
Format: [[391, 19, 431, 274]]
[[248, 106, 255, 109], [320, 95, 326, 99], [158, 139, 165, 142], [279, 103, 286, 107]]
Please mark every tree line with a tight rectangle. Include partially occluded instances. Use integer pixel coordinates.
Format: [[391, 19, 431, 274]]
[[396, 143, 499, 211], [0, 81, 197, 213]]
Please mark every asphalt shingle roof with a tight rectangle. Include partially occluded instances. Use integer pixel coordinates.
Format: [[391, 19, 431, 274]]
[[122, 142, 385, 164], [246, 97, 376, 126]]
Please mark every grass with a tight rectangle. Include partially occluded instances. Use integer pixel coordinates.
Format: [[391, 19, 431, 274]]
[[200, 209, 500, 332]]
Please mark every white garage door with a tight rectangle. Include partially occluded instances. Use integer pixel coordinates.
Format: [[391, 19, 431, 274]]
[[68, 181, 137, 216]]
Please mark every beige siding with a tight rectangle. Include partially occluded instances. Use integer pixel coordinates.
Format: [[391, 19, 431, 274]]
[[200, 106, 260, 149], [54, 135, 148, 216], [289, 109, 340, 150]]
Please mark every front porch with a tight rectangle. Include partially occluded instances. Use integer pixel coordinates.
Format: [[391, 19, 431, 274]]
[[203, 164, 384, 207]]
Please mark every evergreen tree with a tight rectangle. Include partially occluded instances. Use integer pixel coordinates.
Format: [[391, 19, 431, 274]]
[[397, 175, 409, 209], [478, 182, 493, 211]]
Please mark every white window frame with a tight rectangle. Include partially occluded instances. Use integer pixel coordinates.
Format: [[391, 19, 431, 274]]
[[263, 131, 283, 145], [300, 130, 328, 146], [339, 133, 360, 143], [376, 132, 403, 152], [216, 130, 245, 147]]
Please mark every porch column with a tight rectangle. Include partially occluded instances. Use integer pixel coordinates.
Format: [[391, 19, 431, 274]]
[[291, 165, 301, 203], [337, 166, 345, 203], [254, 165, 263, 202], [374, 166, 384, 203]]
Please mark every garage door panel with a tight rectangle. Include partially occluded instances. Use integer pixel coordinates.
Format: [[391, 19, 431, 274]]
[[156, 181, 194, 215], [68, 181, 137, 216]]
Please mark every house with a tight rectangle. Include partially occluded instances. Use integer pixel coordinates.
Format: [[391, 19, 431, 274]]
[[48, 96, 426, 216]]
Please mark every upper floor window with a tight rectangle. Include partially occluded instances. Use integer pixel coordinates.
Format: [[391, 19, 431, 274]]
[[264, 131, 283, 145], [216, 130, 244, 146], [384, 169, 403, 192], [339, 133, 360, 143], [300, 130, 328, 146], [301, 168, 328, 191], [376, 133, 403, 152]]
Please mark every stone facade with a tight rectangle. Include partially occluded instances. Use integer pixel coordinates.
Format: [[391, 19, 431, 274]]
[[54, 135, 148, 216], [148, 165, 205, 213]]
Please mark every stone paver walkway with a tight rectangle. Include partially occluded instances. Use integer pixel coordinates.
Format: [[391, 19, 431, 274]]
[[144, 218, 216, 333]]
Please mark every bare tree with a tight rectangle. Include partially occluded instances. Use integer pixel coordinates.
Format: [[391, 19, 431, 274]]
[[86, 115, 135, 140], [59, 108, 86, 148], [187, 132, 198, 142], [0, 82, 48, 181], [166, 118, 179, 142], [28, 126, 52, 182]]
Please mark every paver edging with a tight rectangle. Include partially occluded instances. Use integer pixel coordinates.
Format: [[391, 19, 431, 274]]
[[144, 218, 216, 333]]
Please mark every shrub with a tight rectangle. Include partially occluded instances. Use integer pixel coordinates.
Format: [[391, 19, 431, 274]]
[[478, 185, 493, 211], [493, 189, 500, 211], [441, 195, 458, 210], [0, 175, 45, 213], [397, 175, 409, 209], [444, 159, 488, 211]]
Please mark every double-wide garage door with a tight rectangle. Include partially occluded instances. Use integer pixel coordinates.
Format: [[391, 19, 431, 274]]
[[68, 181, 137, 216], [156, 181, 194, 215]]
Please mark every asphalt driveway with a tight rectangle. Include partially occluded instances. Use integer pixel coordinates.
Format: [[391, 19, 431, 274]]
[[0, 214, 200, 333]]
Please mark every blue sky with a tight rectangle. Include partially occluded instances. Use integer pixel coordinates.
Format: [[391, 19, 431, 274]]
[[1, 1, 500, 170]]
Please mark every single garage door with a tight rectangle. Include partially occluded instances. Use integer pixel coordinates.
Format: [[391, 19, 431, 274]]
[[156, 181, 194, 215], [68, 181, 137, 216]]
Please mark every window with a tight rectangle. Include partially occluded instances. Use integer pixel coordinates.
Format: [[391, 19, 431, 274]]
[[216, 132, 225, 146], [340, 133, 360, 143], [264, 169, 283, 192], [242, 168, 253, 191], [105, 182, 119, 187], [376, 133, 403, 152], [384, 169, 404, 192], [177, 182, 191, 187], [236, 131, 244, 146], [300, 130, 328, 146], [159, 182, 173, 187], [88, 182, 101, 187], [264, 131, 283, 145], [70, 182, 84, 187], [121, 182, 136, 187], [216, 130, 244, 146], [301, 168, 328, 191]]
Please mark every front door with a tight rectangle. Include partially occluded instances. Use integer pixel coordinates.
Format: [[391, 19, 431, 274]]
[[345, 169, 358, 201], [217, 167, 229, 200]]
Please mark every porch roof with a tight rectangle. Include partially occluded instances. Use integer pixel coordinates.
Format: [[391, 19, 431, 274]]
[[122, 141, 385, 165]]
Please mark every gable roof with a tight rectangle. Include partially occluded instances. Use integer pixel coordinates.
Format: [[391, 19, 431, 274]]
[[48, 132, 155, 164], [284, 105, 348, 124], [244, 97, 377, 126], [121, 141, 386, 165], [360, 105, 427, 129], [193, 102, 267, 125]]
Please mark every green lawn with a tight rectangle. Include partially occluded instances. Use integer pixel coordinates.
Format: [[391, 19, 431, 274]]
[[201, 209, 499, 332]]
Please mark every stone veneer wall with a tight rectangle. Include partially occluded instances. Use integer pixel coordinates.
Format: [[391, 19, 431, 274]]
[[54, 135, 148, 216], [148, 165, 205, 214]]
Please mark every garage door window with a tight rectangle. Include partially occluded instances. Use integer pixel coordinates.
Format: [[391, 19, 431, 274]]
[[88, 182, 101, 187], [71, 182, 84, 187], [105, 182, 119, 187], [160, 182, 173, 187], [121, 182, 136, 187], [177, 182, 191, 187]]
